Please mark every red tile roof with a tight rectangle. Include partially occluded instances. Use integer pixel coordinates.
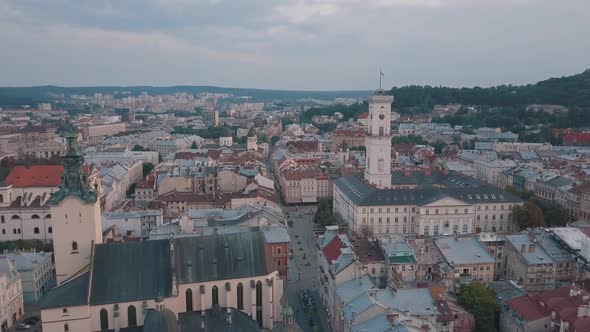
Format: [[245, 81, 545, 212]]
[[322, 235, 347, 265], [137, 174, 156, 189], [3, 165, 64, 187], [506, 295, 549, 322]]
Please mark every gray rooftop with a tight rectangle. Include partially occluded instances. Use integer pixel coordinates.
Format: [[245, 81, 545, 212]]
[[1, 251, 52, 271], [90, 239, 173, 305], [334, 175, 522, 207], [174, 232, 270, 284], [40, 272, 89, 309], [505, 234, 555, 265], [376, 288, 437, 316], [435, 235, 495, 266]]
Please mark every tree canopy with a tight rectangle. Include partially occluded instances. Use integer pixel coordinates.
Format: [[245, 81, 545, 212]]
[[512, 201, 546, 230], [313, 198, 337, 226], [459, 282, 498, 332]]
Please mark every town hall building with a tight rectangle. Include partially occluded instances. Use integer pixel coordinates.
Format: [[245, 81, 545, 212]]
[[333, 90, 523, 238]]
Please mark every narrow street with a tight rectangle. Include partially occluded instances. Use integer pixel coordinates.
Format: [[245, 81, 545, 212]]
[[284, 204, 331, 332]]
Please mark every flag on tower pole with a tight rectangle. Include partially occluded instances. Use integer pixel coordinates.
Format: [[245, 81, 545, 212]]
[[379, 68, 384, 90]]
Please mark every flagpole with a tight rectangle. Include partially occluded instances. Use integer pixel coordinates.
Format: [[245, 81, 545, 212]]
[[379, 67, 382, 90]]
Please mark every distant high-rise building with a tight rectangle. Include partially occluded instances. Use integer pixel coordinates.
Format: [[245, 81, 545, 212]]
[[202, 110, 219, 127], [37, 103, 52, 111]]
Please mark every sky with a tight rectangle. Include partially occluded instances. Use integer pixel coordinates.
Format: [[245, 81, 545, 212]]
[[0, 0, 589, 90]]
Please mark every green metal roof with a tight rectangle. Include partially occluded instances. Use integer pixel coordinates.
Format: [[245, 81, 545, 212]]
[[143, 309, 179, 332], [90, 239, 172, 305], [389, 255, 417, 264], [39, 272, 89, 309], [174, 232, 270, 284]]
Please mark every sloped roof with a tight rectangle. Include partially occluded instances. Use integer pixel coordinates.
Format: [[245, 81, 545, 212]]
[[143, 309, 179, 332], [39, 272, 90, 309], [323, 235, 347, 265], [179, 309, 260, 332], [174, 232, 270, 284], [505, 295, 549, 322], [334, 174, 521, 207], [3, 165, 63, 187], [90, 239, 172, 305]]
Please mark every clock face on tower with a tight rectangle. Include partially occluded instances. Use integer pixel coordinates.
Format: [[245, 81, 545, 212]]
[[379, 114, 385, 120]]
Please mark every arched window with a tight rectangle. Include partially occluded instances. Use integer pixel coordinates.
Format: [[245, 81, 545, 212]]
[[212, 286, 219, 306], [46, 214, 51, 219], [237, 283, 244, 310], [256, 281, 263, 327], [48, 227, 52, 234], [31, 214, 40, 219], [34, 227, 39, 234], [72, 242, 78, 252], [127, 305, 137, 327], [11, 215, 19, 220], [185, 289, 193, 312], [100, 308, 109, 331], [64, 324, 69, 332]]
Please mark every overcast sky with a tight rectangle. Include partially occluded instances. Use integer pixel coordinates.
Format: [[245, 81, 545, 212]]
[[1, 0, 589, 90]]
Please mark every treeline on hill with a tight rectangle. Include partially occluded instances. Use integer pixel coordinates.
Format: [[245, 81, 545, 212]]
[[300, 69, 590, 131], [0, 85, 370, 107]]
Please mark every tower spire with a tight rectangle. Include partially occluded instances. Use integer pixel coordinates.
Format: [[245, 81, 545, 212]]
[[49, 124, 97, 204]]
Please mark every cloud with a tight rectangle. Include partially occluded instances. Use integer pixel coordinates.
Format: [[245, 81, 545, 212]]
[[272, 1, 339, 24]]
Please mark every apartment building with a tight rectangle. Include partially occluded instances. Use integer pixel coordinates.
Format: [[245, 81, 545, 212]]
[[436, 236, 495, 291], [0, 257, 24, 331], [504, 235, 557, 294], [81, 122, 126, 140], [278, 165, 332, 204], [2, 250, 55, 304], [332, 128, 365, 150], [493, 142, 553, 154]]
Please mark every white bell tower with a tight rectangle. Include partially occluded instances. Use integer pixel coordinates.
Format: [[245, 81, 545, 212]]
[[364, 90, 394, 189]]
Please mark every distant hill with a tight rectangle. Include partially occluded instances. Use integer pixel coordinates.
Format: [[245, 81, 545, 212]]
[[390, 69, 590, 109], [301, 69, 590, 134], [2, 69, 590, 109], [0, 85, 370, 107]]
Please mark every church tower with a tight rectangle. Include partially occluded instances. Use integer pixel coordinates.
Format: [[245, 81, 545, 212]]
[[364, 90, 394, 189], [247, 127, 258, 151], [50, 127, 102, 285]]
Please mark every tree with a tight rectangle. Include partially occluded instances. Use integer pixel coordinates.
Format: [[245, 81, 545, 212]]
[[530, 197, 570, 227], [271, 136, 280, 146], [392, 134, 428, 145], [431, 140, 447, 154], [459, 281, 498, 332], [317, 123, 337, 134], [512, 201, 546, 230], [258, 134, 269, 143], [313, 198, 337, 226], [132, 144, 149, 151], [142, 162, 155, 177]]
